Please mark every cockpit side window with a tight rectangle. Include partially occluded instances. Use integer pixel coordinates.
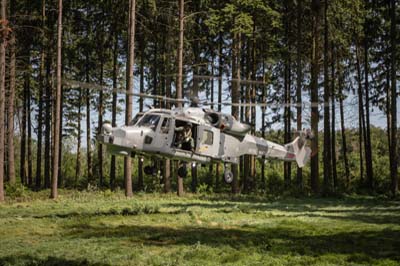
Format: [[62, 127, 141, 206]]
[[129, 113, 143, 126], [201, 130, 213, 145], [137, 114, 160, 131], [161, 118, 170, 134]]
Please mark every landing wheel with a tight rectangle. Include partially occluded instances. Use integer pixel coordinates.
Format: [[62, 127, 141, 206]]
[[178, 165, 188, 178], [224, 170, 233, 184]]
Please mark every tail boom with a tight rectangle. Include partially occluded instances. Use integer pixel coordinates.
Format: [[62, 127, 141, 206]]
[[237, 135, 311, 168]]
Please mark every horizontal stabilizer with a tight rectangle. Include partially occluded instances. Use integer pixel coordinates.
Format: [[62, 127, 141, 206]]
[[285, 136, 311, 168]]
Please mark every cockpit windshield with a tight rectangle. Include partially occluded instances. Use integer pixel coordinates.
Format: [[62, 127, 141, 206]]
[[137, 114, 160, 130], [129, 113, 144, 126]]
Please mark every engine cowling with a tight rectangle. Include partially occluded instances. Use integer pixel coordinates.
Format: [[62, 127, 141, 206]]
[[204, 110, 251, 136], [205, 112, 220, 127]]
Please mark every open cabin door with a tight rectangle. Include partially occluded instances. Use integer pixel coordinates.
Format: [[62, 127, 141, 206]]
[[153, 116, 173, 148], [196, 125, 220, 158]]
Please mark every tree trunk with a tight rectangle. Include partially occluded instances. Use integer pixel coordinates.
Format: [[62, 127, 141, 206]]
[[283, 0, 292, 190], [36, 0, 45, 188], [153, 41, 158, 108], [208, 57, 214, 188], [190, 30, 201, 193], [162, 31, 171, 193], [323, 0, 331, 194], [331, 47, 337, 189], [85, 53, 92, 185], [21, 68, 28, 185], [57, 79, 63, 187], [244, 38, 251, 193], [0, 0, 7, 202], [44, 47, 52, 189], [215, 33, 223, 191], [176, 0, 184, 197], [283, 53, 292, 190], [338, 61, 350, 188], [75, 87, 82, 188], [27, 69, 32, 187], [250, 28, 257, 187], [50, 0, 62, 199], [110, 18, 118, 190], [43, 9, 53, 189], [191, 164, 197, 193], [124, 0, 136, 197], [164, 38, 173, 193], [164, 158, 171, 193], [96, 6, 106, 187], [218, 33, 223, 113], [389, 0, 397, 196], [164, 67, 171, 193], [261, 59, 266, 190], [97, 42, 104, 188], [364, 38, 373, 190], [295, 0, 303, 189], [137, 24, 145, 191], [8, 29, 16, 185], [231, 32, 241, 194], [310, 0, 322, 193], [355, 43, 366, 185]]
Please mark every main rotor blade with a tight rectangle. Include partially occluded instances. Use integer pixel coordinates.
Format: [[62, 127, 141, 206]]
[[63, 79, 190, 104], [63, 78, 334, 108], [161, 73, 271, 85], [202, 101, 334, 108]]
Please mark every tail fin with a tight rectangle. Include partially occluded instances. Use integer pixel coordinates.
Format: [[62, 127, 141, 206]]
[[285, 136, 311, 168]]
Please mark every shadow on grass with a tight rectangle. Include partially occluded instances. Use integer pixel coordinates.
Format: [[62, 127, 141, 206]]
[[296, 212, 400, 225], [166, 198, 400, 212], [163, 200, 400, 225], [0, 255, 110, 266], [30, 207, 163, 219], [199, 195, 400, 209], [65, 223, 400, 263], [29, 200, 399, 226]]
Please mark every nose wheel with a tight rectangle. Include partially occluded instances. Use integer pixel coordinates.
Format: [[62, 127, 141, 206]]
[[223, 163, 233, 184]]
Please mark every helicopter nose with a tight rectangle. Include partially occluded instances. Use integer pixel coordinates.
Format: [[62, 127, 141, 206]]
[[119, 127, 152, 151], [102, 123, 112, 135]]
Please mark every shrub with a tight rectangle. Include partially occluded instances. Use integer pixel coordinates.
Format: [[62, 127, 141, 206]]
[[5, 183, 26, 199], [197, 183, 213, 195]]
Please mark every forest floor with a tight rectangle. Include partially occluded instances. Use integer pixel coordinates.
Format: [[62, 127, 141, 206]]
[[0, 191, 399, 266]]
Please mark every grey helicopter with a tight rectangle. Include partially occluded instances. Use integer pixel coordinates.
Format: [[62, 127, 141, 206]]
[[98, 102, 312, 184]]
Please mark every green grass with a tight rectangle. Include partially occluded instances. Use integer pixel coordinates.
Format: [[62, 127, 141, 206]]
[[0, 191, 399, 266]]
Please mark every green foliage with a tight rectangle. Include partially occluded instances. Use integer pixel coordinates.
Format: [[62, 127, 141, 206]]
[[206, 0, 280, 36], [4, 184, 26, 199], [7, 126, 395, 197], [197, 183, 214, 195], [144, 175, 164, 193]]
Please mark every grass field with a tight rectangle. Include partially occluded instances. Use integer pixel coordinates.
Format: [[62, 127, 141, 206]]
[[0, 191, 399, 266]]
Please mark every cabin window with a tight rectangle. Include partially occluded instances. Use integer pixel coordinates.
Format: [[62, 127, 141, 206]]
[[161, 118, 170, 134], [201, 130, 213, 145], [137, 114, 160, 131]]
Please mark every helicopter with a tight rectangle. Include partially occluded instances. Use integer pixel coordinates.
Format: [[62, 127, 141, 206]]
[[98, 105, 312, 184]]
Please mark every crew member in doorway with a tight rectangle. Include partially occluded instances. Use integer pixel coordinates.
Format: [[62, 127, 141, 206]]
[[175, 123, 194, 152]]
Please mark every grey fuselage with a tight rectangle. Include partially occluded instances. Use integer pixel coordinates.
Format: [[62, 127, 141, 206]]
[[98, 107, 309, 167]]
